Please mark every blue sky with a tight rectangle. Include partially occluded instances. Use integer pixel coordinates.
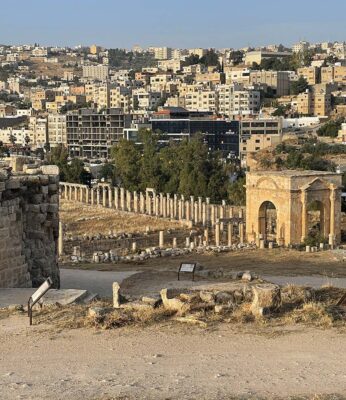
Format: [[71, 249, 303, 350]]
[[1, 0, 345, 49]]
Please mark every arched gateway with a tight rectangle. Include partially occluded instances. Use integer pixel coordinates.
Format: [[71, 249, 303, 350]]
[[246, 170, 342, 247]]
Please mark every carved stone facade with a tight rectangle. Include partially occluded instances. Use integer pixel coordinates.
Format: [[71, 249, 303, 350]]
[[245, 170, 342, 246]]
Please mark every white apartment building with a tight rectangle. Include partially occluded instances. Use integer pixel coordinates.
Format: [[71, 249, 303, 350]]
[[132, 89, 161, 111], [158, 59, 182, 73], [29, 116, 47, 148], [82, 65, 109, 80], [185, 90, 217, 113], [48, 114, 67, 146], [31, 47, 48, 57], [217, 84, 260, 117]]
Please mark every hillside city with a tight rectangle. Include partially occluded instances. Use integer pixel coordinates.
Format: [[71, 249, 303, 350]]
[[1, 41, 346, 186]]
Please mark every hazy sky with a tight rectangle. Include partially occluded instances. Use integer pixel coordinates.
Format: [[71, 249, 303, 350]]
[[1, 0, 345, 49]]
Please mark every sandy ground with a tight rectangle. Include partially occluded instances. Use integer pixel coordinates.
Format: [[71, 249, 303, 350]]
[[60, 199, 185, 237], [0, 316, 346, 400]]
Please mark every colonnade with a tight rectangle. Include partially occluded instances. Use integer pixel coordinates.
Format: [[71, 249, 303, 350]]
[[59, 183, 246, 230]]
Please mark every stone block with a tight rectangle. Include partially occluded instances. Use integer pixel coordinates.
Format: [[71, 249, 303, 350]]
[[41, 165, 59, 176]]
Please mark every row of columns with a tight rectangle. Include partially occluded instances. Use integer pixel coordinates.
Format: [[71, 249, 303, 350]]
[[60, 183, 245, 228]]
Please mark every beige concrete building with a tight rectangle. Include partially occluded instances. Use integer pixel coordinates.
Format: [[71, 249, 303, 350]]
[[245, 170, 342, 246], [48, 114, 67, 146], [185, 90, 217, 112], [82, 65, 109, 80], [297, 84, 334, 117], [249, 71, 290, 96], [297, 66, 320, 85], [321, 65, 346, 85]]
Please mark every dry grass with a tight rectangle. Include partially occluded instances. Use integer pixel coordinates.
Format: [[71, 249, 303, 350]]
[[28, 286, 346, 331], [60, 199, 184, 237]]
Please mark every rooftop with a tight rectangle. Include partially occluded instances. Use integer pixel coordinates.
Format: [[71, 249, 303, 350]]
[[248, 170, 340, 177]]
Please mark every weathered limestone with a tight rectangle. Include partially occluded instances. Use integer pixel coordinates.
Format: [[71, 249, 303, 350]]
[[250, 284, 281, 317], [159, 231, 164, 248], [246, 170, 342, 246], [0, 163, 60, 289]]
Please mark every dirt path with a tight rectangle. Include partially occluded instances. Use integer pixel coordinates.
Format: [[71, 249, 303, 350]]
[[1, 316, 346, 400]]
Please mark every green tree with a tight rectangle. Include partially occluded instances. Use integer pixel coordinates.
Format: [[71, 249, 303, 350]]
[[228, 177, 246, 206], [290, 76, 309, 95], [111, 139, 141, 191], [317, 118, 343, 138], [99, 162, 117, 185]]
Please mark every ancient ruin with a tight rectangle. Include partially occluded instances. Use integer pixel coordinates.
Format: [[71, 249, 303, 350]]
[[0, 157, 60, 289], [246, 170, 342, 247]]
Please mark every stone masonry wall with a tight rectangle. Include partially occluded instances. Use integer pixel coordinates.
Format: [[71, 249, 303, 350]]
[[0, 162, 60, 289]]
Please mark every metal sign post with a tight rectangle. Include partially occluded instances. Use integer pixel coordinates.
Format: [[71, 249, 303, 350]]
[[28, 277, 53, 326], [178, 263, 197, 281]]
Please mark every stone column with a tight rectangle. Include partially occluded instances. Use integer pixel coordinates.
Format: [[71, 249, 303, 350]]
[[206, 198, 210, 226], [185, 201, 190, 221], [90, 188, 95, 205], [85, 187, 90, 204], [126, 191, 132, 212], [210, 205, 215, 227], [173, 194, 178, 219], [166, 194, 171, 218], [114, 187, 119, 210], [102, 187, 107, 207], [178, 199, 183, 221], [140, 192, 145, 214], [329, 186, 336, 247], [228, 223, 233, 247], [108, 186, 113, 208], [159, 231, 164, 248], [120, 188, 125, 211], [58, 221, 64, 256], [220, 200, 226, 231], [160, 193, 164, 216], [301, 190, 307, 242], [229, 206, 234, 218], [155, 196, 160, 217], [147, 195, 152, 215], [194, 202, 198, 224], [96, 187, 100, 206], [204, 228, 209, 246], [190, 196, 194, 221], [239, 222, 245, 244], [202, 202, 207, 226], [215, 221, 220, 247], [172, 237, 177, 248], [162, 196, 167, 218], [169, 198, 174, 220], [133, 191, 138, 213]]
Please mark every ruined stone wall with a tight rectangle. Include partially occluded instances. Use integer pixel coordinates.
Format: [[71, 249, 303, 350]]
[[0, 162, 60, 288]]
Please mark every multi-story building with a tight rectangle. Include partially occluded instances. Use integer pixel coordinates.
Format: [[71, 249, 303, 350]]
[[82, 65, 109, 81], [249, 71, 290, 96], [297, 66, 320, 85], [110, 86, 131, 113], [185, 90, 217, 113], [28, 116, 48, 148], [195, 72, 225, 85], [240, 118, 283, 167], [158, 59, 182, 73], [292, 41, 310, 53], [48, 114, 67, 147], [66, 108, 131, 159], [132, 89, 161, 111], [296, 84, 334, 117], [149, 47, 173, 60], [217, 84, 260, 117], [85, 82, 111, 109], [321, 65, 346, 85], [150, 107, 239, 157]]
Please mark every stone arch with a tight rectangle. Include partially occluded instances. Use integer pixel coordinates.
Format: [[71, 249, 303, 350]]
[[258, 201, 277, 242], [306, 199, 326, 239]]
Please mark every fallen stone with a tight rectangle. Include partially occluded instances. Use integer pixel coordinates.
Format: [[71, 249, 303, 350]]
[[215, 291, 234, 305], [250, 283, 281, 317], [88, 307, 108, 318], [160, 288, 190, 316], [214, 304, 233, 314]]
